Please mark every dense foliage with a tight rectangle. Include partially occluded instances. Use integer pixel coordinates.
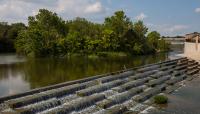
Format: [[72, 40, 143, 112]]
[[0, 22, 26, 53], [1, 9, 169, 57], [147, 31, 169, 52]]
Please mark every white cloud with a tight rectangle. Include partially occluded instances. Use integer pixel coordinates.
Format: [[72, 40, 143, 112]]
[[135, 13, 147, 20], [0, 0, 32, 23], [195, 8, 200, 13], [0, 0, 54, 23], [147, 23, 189, 36], [0, 0, 106, 23], [164, 25, 189, 32], [56, 0, 105, 15], [84, 2, 105, 14]]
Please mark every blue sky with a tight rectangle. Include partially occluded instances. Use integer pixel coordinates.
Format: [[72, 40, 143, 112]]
[[0, 0, 199, 36]]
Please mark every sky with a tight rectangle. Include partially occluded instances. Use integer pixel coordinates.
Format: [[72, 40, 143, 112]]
[[0, 0, 199, 36]]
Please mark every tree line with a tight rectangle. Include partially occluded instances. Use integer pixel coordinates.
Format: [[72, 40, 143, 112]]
[[0, 9, 169, 57], [0, 22, 26, 53]]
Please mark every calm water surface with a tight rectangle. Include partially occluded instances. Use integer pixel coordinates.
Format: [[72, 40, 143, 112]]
[[0, 53, 172, 97], [0, 45, 183, 97]]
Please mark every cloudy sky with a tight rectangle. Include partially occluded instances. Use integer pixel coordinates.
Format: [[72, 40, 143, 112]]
[[0, 0, 199, 36]]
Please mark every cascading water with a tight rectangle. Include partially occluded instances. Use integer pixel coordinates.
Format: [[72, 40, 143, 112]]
[[1, 57, 199, 114]]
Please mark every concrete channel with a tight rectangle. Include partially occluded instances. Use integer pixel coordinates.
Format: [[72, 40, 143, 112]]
[[0, 57, 199, 114]]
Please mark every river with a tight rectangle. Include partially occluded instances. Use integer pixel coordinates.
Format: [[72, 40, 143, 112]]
[[0, 45, 183, 97], [2, 44, 200, 114]]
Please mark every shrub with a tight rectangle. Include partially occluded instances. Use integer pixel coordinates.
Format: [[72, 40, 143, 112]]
[[97, 52, 108, 57], [154, 95, 168, 104]]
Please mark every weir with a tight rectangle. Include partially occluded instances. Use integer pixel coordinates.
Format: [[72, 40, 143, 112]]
[[0, 57, 200, 114]]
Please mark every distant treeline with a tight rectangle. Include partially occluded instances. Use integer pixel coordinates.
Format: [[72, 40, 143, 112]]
[[0, 9, 169, 57], [162, 36, 185, 38], [0, 22, 26, 53]]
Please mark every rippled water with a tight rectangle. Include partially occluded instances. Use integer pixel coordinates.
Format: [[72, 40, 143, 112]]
[[156, 77, 200, 114]]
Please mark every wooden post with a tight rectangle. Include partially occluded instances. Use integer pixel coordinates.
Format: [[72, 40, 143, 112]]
[[196, 35, 198, 50]]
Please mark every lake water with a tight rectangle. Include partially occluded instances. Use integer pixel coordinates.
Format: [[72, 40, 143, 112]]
[[0, 45, 183, 97]]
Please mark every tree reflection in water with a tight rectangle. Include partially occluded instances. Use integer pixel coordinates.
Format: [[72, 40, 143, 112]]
[[0, 53, 168, 97]]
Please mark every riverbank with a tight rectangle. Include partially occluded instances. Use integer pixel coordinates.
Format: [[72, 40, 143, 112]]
[[56, 51, 170, 59], [63, 52, 129, 58]]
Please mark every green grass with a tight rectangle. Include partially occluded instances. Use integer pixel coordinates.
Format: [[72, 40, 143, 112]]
[[154, 95, 168, 104], [96, 52, 128, 57], [67, 52, 129, 58]]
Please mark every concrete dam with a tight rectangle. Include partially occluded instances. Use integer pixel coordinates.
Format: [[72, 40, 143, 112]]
[[0, 57, 199, 114]]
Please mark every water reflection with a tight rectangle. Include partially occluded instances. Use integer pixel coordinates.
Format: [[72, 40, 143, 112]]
[[0, 64, 30, 97], [0, 53, 169, 97]]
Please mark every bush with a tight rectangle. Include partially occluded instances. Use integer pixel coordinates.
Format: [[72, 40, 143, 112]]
[[97, 52, 108, 57], [96, 52, 128, 57], [154, 95, 168, 104]]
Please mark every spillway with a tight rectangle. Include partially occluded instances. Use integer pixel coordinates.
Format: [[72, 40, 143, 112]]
[[0, 57, 199, 114]]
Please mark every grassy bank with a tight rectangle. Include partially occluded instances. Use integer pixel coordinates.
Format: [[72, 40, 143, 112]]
[[65, 52, 129, 58], [65, 50, 170, 58]]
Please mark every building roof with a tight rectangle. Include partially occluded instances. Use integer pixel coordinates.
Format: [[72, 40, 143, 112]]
[[185, 32, 200, 36]]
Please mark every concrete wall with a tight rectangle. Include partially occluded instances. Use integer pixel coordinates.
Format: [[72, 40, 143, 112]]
[[184, 42, 200, 60]]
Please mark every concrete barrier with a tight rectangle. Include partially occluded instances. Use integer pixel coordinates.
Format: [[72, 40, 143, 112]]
[[150, 70, 172, 79], [97, 87, 143, 109], [129, 70, 157, 80], [77, 80, 126, 96], [113, 78, 149, 92], [137, 65, 160, 73], [6, 81, 97, 108], [52, 94, 106, 114], [103, 105, 128, 114], [97, 71, 134, 83], [166, 75, 187, 85], [18, 98, 61, 114], [134, 84, 166, 102], [148, 76, 171, 87]]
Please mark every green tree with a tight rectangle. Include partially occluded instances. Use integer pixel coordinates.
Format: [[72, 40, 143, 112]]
[[147, 31, 169, 52], [133, 21, 148, 40], [104, 11, 133, 51], [15, 9, 68, 57], [0, 22, 26, 53], [65, 32, 83, 53], [85, 38, 101, 53], [158, 39, 170, 52], [66, 17, 102, 54], [7, 23, 26, 40], [132, 21, 148, 54], [101, 29, 119, 51], [147, 31, 161, 50], [67, 17, 102, 40], [13, 9, 169, 57]]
